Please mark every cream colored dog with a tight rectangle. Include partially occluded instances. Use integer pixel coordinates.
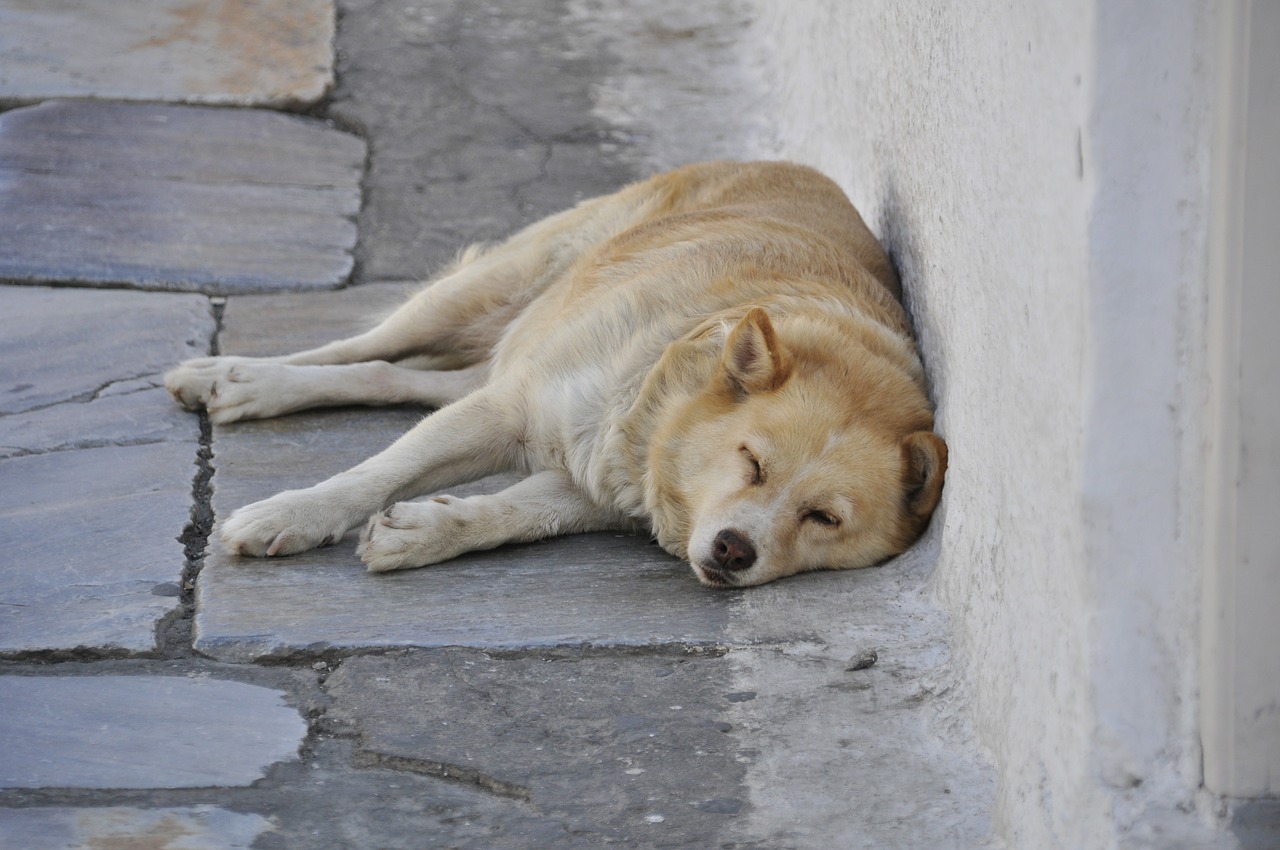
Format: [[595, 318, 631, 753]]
[[166, 161, 946, 587]]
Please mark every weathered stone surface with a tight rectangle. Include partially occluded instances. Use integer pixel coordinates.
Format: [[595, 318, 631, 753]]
[[0, 385, 190, 460], [0, 286, 211, 416], [0, 102, 364, 293], [326, 651, 748, 846], [216, 282, 415, 356], [0, 0, 334, 106], [324, 643, 996, 849], [0, 442, 197, 654], [0, 806, 272, 850], [196, 527, 731, 662], [0, 286, 211, 654], [205, 736, 609, 850], [331, 0, 635, 281], [0, 675, 305, 788]]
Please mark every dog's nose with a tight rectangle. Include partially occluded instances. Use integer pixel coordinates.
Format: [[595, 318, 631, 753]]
[[712, 529, 757, 572]]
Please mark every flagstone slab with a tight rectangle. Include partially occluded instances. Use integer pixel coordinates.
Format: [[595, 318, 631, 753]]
[[0, 0, 334, 106], [0, 286, 212, 654], [0, 101, 365, 293], [0, 286, 211, 415], [0, 676, 305, 788], [0, 385, 190, 460], [330, 0, 635, 281], [195, 529, 732, 662], [326, 651, 749, 845], [0, 806, 272, 850], [0, 442, 197, 654]]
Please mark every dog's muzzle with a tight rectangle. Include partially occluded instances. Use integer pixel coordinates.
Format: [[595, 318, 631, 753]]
[[695, 528, 757, 586]]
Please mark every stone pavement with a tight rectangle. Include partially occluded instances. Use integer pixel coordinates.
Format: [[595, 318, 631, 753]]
[[0, 1, 1002, 847]]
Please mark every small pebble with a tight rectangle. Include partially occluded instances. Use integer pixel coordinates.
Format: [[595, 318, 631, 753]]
[[845, 649, 878, 671]]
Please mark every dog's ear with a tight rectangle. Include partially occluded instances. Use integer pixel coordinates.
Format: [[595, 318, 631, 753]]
[[723, 307, 790, 394], [901, 431, 947, 518]]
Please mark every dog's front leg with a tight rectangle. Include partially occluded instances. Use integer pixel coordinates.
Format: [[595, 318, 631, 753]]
[[219, 391, 517, 557], [357, 470, 633, 572]]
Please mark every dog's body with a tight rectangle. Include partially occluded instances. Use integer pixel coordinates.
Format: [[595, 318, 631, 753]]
[[166, 161, 946, 587]]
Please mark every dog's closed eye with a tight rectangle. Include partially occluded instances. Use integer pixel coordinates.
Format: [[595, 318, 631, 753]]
[[740, 445, 765, 485], [803, 509, 839, 527]]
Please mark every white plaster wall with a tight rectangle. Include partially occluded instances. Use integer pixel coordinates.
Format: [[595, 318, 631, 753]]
[[746, 2, 1219, 846]]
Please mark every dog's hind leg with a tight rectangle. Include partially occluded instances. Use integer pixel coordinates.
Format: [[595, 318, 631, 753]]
[[167, 193, 644, 418], [356, 470, 634, 572], [219, 387, 522, 557]]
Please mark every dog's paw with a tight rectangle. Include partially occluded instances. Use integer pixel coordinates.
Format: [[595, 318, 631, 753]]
[[220, 489, 354, 557], [358, 499, 468, 573], [164, 356, 292, 423], [165, 356, 223, 412]]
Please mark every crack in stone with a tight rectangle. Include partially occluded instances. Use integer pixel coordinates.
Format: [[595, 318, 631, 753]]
[[90, 378, 164, 402], [0, 436, 168, 460], [0, 373, 163, 419], [352, 748, 533, 803], [161, 298, 223, 658]]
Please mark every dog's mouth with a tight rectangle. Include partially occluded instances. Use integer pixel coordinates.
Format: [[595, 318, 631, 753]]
[[692, 561, 739, 588]]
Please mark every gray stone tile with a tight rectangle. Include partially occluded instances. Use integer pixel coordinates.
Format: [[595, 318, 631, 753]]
[[0, 675, 305, 788], [195, 527, 733, 662], [0, 0, 334, 106], [0, 385, 191, 460], [217, 282, 417, 356], [217, 736, 607, 850], [0, 102, 364, 293], [0, 286, 211, 416], [0, 286, 211, 654], [0, 806, 272, 850], [0, 442, 197, 654], [331, 0, 635, 281], [326, 651, 748, 846]]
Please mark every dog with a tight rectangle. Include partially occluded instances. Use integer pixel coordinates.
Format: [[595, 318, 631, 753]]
[[165, 161, 946, 587]]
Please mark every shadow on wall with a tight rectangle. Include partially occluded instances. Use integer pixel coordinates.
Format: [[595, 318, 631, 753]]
[[876, 173, 935, 392], [874, 171, 952, 572]]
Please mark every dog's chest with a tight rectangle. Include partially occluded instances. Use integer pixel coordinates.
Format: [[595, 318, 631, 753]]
[[517, 363, 641, 513], [524, 367, 607, 467]]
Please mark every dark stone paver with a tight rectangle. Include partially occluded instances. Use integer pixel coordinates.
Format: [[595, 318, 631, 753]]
[[0, 286, 211, 416], [0, 0, 334, 107], [0, 442, 196, 654], [326, 651, 749, 846], [0, 676, 305, 788], [0, 287, 212, 655], [330, 0, 635, 281], [0, 386, 190, 461], [0, 101, 364, 293], [195, 528, 732, 662]]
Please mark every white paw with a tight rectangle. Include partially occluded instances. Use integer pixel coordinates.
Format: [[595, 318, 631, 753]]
[[164, 356, 291, 423], [220, 488, 356, 557], [357, 498, 469, 573]]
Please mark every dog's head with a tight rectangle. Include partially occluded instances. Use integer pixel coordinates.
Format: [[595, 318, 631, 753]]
[[648, 307, 946, 587]]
